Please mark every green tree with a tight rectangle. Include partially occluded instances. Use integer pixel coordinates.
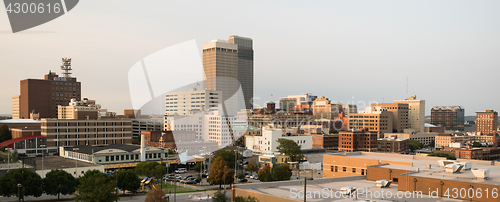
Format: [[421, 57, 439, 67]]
[[236, 173, 245, 180], [428, 152, 456, 160], [144, 187, 167, 202], [0, 124, 12, 143], [472, 142, 482, 147], [257, 165, 273, 182], [272, 164, 292, 181], [208, 157, 234, 188], [234, 195, 259, 202], [0, 168, 43, 197], [213, 149, 242, 170], [276, 139, 304, 166], [193, 162, 202, 172], [245, 160, 259, 175], [116, 169, 141, 194], [212, 190, 230, 202], [75, 169, 118, 202], [135, 161, 161, 177], [409, 140, 423, 151], [43, 169, 77, 199]]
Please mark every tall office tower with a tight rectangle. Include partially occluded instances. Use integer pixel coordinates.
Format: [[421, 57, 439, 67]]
[[228, 36, 254, 110], [394, 95, 425, 133], [431, 106, 465, 131], [371, 103, 409, 133], [12, 95, 20, 119], [19, 58, 81, 119], [476, 110, 498, 135], [202, 39, 240, 116]]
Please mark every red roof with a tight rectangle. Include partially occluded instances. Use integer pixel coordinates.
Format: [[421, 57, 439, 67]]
[[0, 135, 44, 148]]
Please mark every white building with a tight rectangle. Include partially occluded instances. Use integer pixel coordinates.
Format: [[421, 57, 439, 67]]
[[203, 111, 236, 148], [282, 93, 317, 105], [245, 127, 312, 154], [164, 112, 206, 140], [165, 88, 222, 116], [394, 95, 425, 133]]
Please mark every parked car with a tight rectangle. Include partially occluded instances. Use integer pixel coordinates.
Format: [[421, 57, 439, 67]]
[[242, 160, 249, 165], [250, 175, 258, 179], [238, 178, 248, 183], [245, 174, 251, 178], [175, 168, 187, 173], [201, 173, 208, 178]]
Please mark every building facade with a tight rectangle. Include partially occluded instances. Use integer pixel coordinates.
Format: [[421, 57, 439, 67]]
[[394, 95, 425, 133], [476, 110, 498, 135], [164, 88, 222, 116], [228, 35, 254, 110], [58, 98, 100, 120], [312, 96, 341, 120], [338, 130, 378, 152], [431, 106, 465, 131], [12, 95, 20, 119], [377, 137, 410, 153], [348, 107, 393, 136], [19, 58, 81, 119], [245, 127, 312, 154], [371, 103, 409, 133]]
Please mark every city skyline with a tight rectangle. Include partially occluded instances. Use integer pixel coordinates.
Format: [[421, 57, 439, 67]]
[[2, 1, 500, 116]]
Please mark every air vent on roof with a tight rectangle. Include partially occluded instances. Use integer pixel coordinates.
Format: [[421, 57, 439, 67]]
[[375, 180, 392, 188], [457, 162, 472, 170], [438, 160, 458, 167], [445, 163, 464, 173], [471, 168, 489, 179]]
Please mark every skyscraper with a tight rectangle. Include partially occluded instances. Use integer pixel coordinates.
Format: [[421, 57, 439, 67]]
[[17, 58, 81, 118], [431, 106, 465, 131], [202, 36, 254, 113], [228, 36, 254, 110], [394, 95, 425, 133]]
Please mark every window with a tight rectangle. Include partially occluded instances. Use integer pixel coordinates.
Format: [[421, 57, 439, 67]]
[[111, 156, 114, 161], [331, 165, 334, 172], [343, 167, 347, 172], [393, 178, 398, 182], [335, 166, 338, 172], [352, 168, 356, 173], [361, 169, 365, 175], [105, 156, 109, 162], [121, 155, 124, 161]]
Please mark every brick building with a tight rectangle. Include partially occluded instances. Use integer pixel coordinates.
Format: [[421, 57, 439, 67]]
[[338, 130, 378, 152], [431, 106, 465, 131], [377, 137, 410, 153], [371, 103, 409, 133], [476, 110, 498, 135]]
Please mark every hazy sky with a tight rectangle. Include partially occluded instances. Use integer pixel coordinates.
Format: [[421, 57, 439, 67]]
[[1, 0, 499, 116]]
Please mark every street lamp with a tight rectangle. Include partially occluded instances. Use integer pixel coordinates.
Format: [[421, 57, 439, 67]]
[[40, 145, 46, 178], [72, 148, 79, 177], [304, 177, 314, 202]]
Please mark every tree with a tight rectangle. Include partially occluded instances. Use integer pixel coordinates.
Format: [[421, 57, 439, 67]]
[[75, 169, 118, 202], [0, 124, 12, 143], [208, 157, 234, 188], [0, 168, 43, 197], [272, 164, 292, 181], [234, 195, 259, 202], [193, 162, 202, 172], [276, 139, 304, 166], [213, 149, 241, 169], [428, 152, 456, 160], [245, 160, 259, 175], [212, 190, 230, 202], [236, 173, 245, 180], [257, 165, 273, 182], [409, 140, 423, 151], [135, 161, 161, 177], [472, 141, 482, 147], [116, 169, 141, 194], [43, 169, 78, 199], [144, 187, 167, 202]]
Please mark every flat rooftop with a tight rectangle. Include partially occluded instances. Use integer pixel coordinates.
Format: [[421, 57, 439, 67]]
[[241, 179, 463, 202], [30, 156, 97, 170], [326, 152, 500, 186]]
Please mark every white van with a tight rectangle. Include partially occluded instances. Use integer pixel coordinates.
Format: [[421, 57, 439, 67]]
[[175, 168, 187, 173]]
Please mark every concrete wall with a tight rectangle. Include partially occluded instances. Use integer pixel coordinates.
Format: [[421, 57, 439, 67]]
[[235, 175, 367, 190], [234, 188, 297, 202]]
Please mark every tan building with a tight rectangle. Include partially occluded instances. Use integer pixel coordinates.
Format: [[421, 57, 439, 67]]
[[394, 95, 425, 133], [371, 103, 409, 133], [348, 107, 393, 136], [12, 95, 20, 119], [11, 127, 41, 139], [40, 118, 133, 150], [377, 137, 409, 153], [58, 98, 100, 120], [476, 110, 498, 135], [312, 96, 340, 120], [384, 132, 437, 146]]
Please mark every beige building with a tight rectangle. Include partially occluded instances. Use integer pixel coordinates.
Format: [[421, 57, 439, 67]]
[[164, 88, 222, 116], [476, 110, 498, 135], [58, 98, 100, 120], [348, 107, 393, 136], [40, 118, 133, 151], [12, 95, 20, 119], [371, 103, 409, 133], [384, 132, 438, 146], [312, 96, 341, 120], [394, 95, 425, 133]]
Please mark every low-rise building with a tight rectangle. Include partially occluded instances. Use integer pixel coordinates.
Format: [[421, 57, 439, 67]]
[[348, 107, 393, 136], [338, 130, 378, 152], [258, 154, 290, 168], [245, 127, 312, 154], [384, 132, 437, 146], [377, 137, 409, 153]]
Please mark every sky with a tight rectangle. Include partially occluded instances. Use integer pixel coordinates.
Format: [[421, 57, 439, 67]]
[[1, 0, 500, 116]]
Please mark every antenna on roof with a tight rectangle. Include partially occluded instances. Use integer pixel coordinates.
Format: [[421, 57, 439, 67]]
[[61, 57, 72, 78]]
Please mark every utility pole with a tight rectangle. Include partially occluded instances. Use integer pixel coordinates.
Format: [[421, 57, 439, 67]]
[[73, 148, 79, 177], [304, 177, 314, 202], [40, 145, 46, 178], [5, 148, 9, 172]]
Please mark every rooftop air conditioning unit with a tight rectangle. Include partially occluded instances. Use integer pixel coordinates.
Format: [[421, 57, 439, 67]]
[[445, 163, 464, 173], [438, 159, 458, 167], [375, 180, 392, 188], [471, 168, 490, 179], [457, 162, 472, 170]]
